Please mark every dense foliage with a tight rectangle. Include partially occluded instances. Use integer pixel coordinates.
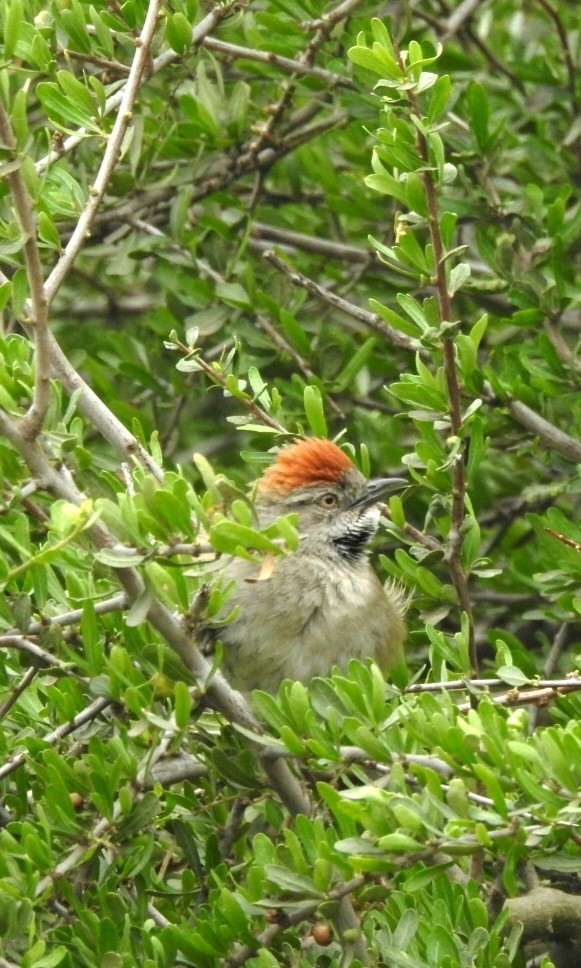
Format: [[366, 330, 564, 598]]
[[0, 0, 580, 966]]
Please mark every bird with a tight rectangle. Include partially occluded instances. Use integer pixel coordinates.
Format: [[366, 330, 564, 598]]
[[212, 437, 408, 694]]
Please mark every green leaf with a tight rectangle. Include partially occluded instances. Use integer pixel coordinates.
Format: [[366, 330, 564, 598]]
[[334, 337, 376, 391], [60, 1, 92, 52], [377, 832, 420, 852], [114, 793, 162, 842], [466, 417, 486, 481], [466, 81, 489, 151], [208, 520, 281, 554], [215, 281, 251, 309], [124, 586, 153, 627], [56, 70, 98, 119], [370, 298, 419, 337], [0, 281, 12, 312], [174, 680, 192, 729], [348, 44, 401, 81], [448, 262, 470, 297], [427, 75, 451, 124], [265, 865, 321, 896], [396, 293, 428, 330], [497, 666, 530, 687], [166, 11, 192, 55], [81, 600, 103, 675], [94, 548, 148, 567], [38, 212, 61, 249], [303, 385, 327, 437], [365, 171, 408, 205], [405, 171, 428, 217], [4, 0, 23, 59], [36, 82, 101, 132]]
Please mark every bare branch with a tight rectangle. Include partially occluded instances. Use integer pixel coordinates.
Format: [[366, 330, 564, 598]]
[[203, 36, 353, 87], [502, 394, 581, 463], [0, 666, 38, 721], [442, 0, 482, 39], [404, 676, 581, 694], [301, 0, 366, 31], [0, 634, 89, 678], [251, 222, 370, 262], [263, 249, 423, 353], [243, 0, 364, 188]]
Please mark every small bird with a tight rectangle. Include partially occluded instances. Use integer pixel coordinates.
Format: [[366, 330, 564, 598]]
[[214, 437, 407, 694]]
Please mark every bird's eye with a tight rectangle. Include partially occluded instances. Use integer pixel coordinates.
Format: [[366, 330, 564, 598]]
[[320, 493, 338, 509]]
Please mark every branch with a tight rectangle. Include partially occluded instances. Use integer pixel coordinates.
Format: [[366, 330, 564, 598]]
[[0, 666, 38, 721], [263, 249, 422, 353], [5, 592, 127, 636], [0, 101, 50, 440], [456, 680, 581, 712], [403, 676, 581, 694], [442, 0, 482, 39], [0, 634, 89, 679], [500, 393, 581, 463], [243, 0, 364, 180], [0, 695, 113, 781], [504, 887, 581, 944], [174, 340, 287, 433], [534, 0, 578, 107], [224, 874, 369, 968], [301, 0, 366, 31], [251, 222, 370, 262], [399, 53, 476, 676], [202, 36, 353, 87]]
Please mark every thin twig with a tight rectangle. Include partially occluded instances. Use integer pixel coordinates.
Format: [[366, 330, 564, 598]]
[[528, 623, 570, 732], [263, 249, 422, 353], [244, 0, 364, 178], [59, 48, 131, 74], [442, 0, 482, 39], [483, 382, 581, 462], [203, 36, 353, 87], [0, 695, 113, 781], [251, 222, 370, 262], [534, 0, 578, 106], [301, 0, 366, 31], [0, 666, 38, 720], [403, 676, 580, 693], [0, 634, 89, 679], [174, 340, 286, 433], [397, 50, 476, 675]]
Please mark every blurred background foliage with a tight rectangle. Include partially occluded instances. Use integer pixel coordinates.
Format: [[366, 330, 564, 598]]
[[0, 0, 580, 965]]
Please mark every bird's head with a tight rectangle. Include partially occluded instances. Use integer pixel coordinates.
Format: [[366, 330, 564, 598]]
[[255, 438, 406, 561]]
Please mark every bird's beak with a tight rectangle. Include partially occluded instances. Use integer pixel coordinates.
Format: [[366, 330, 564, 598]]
[[348, 476, 408, 510]]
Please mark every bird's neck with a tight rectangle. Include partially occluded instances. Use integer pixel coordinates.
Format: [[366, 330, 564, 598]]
[[331, 520, 376, 562]]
